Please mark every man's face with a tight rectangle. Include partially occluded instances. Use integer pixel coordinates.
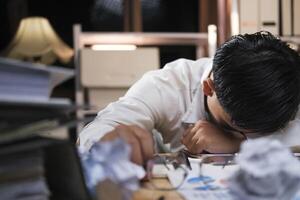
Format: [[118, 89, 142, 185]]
[[203, 75, 250, 137], [207, 93, 240, 132]]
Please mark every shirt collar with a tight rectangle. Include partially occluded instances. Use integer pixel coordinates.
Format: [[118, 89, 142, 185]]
[[181, 62, 213, 125]]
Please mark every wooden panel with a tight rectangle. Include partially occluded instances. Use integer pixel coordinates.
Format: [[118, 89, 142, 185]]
[[80, 32, 208, 46], [199, 0, 209, 32], [199, 0, 218, 33], [132, 0, 142, 31], [218, 0, 227, 44], [123, 0, 131, 31], [89, 89, 128, 109], [133, 179, 183, 200], [122, 0, 142, 32], [80, 48, 159, 87]]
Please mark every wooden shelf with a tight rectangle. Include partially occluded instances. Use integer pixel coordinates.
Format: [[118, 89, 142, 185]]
[[280, 36, 300, 44], [79, 32, 209, 46], [73, 24, 217, 133]]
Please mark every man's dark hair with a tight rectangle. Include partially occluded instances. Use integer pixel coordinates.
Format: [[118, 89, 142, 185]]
[[212, 31, 300, 134]]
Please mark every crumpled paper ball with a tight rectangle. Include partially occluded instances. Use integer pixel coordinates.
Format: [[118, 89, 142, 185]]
[[78, 138, 145, 199], [228, 138, 300, 200]]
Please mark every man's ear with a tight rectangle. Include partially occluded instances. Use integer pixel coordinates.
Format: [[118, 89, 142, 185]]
[[202, 78, 215, 97]]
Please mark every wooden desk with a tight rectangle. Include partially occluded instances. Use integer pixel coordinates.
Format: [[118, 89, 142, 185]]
[[133, 179, 183, 200]]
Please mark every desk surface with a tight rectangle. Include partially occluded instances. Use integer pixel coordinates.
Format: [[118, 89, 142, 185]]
[[133, 179, 183, 200]]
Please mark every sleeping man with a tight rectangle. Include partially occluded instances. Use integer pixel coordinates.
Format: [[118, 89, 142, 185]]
[[78, 31, 300, 165]]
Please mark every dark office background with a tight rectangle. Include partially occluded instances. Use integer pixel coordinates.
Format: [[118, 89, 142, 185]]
[[0, 0, 202, 99], [0, 0, 199, 57]]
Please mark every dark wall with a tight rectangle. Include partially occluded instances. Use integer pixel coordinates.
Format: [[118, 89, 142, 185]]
[[0, 0, 94, 50], [0, 0, 199, 50], [0, 0, 200, 99]]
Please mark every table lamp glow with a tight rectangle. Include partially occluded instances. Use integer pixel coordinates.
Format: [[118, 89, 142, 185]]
[[2, 17, 73, 65]]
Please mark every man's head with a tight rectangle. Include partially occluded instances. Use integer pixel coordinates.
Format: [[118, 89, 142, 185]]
[[203, 31, 300, 135]]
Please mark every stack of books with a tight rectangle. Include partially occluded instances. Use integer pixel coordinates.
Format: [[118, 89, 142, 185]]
[[0, 57, 91, 200]]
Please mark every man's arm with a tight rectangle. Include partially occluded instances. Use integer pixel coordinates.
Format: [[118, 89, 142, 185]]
[[78, 71, 166, 165], [101, 125, 154, 165], [181, 120, 245, 154]]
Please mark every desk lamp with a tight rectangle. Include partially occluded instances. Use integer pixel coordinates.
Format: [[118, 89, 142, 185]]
[[2, 17, 73, 65]]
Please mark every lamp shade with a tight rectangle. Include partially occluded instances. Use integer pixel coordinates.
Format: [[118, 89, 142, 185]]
[[3, 17, 73, 64]]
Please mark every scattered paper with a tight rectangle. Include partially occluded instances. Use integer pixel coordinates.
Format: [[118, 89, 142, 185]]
[[167, 138, 300, 200], [168, 158, 238, 200], [78, 138, 145, 199], [228, 138, 300, 200]]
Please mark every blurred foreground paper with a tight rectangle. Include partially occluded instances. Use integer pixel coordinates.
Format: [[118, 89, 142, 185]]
[[228, 138, 300, 200], [168, 138, 300, 200], [79, 138, 145, 200]]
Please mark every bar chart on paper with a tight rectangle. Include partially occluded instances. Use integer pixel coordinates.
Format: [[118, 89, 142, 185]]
[[167, 159, 300, 200], [167, 159, 237, 200]]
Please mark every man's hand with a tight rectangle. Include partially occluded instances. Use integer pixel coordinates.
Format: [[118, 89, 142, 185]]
[[181, 120, 244, 154], [101, 125, 154, 166]]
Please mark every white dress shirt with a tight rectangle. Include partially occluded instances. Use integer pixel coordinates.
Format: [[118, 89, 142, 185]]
[[79, 58, 300, 152]]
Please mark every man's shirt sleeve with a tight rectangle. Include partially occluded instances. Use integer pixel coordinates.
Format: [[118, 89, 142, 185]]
[[78, 70, 168, 151]]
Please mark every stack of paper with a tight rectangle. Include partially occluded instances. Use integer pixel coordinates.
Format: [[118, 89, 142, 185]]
[[0, 58, 91, 199], [0, 57, 74, 101], [0, 57, 75, 134]]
